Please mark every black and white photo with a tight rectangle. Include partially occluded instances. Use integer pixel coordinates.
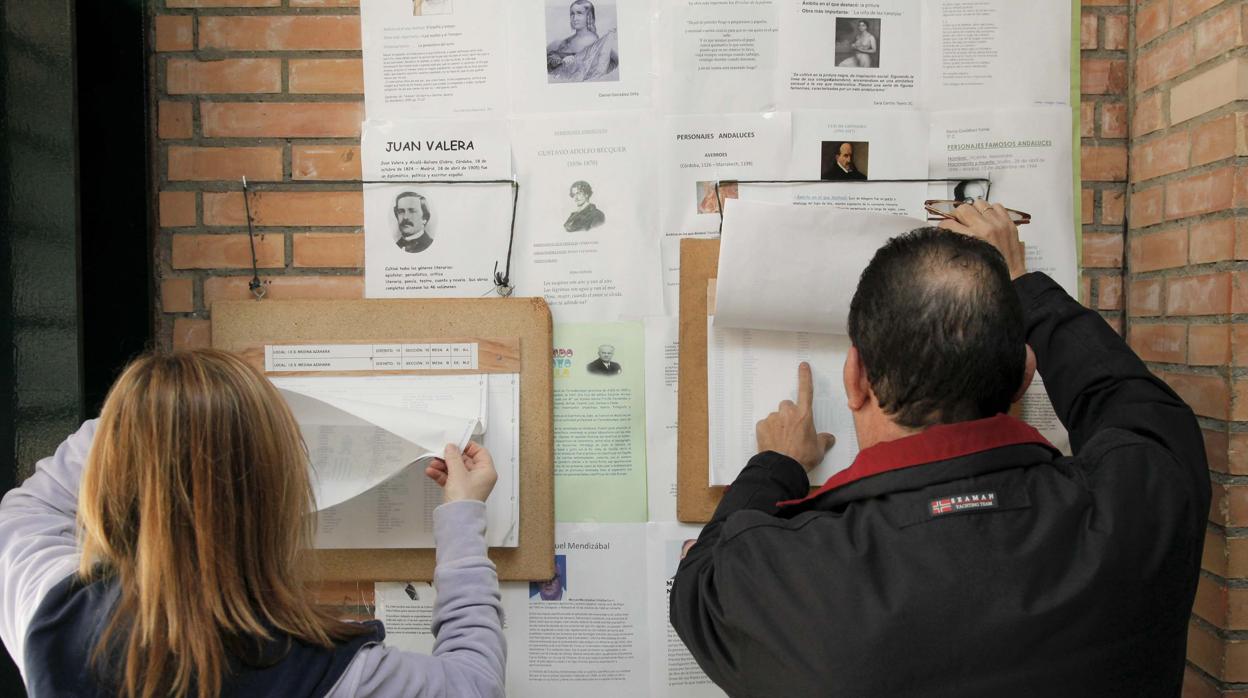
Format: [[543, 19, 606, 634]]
[[563, 180, 606, 231], [392, 191, 436, 253], [586, 344, 622, 376], [546, 0, 620, 83], [820, 141, 870, 181], [835, 18, 881, 68], [412, 0, 453, 16]]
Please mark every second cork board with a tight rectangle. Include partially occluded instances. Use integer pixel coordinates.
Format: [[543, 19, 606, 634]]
[[212, 297, 554, 582]]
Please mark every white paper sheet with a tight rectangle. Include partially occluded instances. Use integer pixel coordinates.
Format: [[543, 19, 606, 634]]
[[646, 522, 726, 697], [506, 0, 655, 114], [510, 113, 664, 322], [927, 106, 1077, 296], [374, 581, 439, 654], [713, 199, 924, 335], [644, 317, 680, 522], [707, 320, 857, 486], [779, 1, 921, 110], [1019, 373, 1072, 457], [659, 0, 780, 114], [788, 109, 928, 180], [734, 180, 927, 218], [361, 118, 512, 182]]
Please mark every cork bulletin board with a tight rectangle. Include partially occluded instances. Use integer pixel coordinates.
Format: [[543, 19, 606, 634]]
[[212, 297, 554, 582]]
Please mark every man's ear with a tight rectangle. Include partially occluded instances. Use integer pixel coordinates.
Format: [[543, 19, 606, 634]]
[[1011, 344, 1037, 404], [844, 345, 871, 411]]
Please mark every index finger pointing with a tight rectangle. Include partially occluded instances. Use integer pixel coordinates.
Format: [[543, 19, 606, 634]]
[[797, 362, 814, 409]]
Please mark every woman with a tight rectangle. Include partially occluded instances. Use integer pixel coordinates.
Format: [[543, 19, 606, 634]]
[[547, 0, 619, 83], [563, 180, 606, 232], [0, 350, 504, 697], [838, 20, 877, 68]]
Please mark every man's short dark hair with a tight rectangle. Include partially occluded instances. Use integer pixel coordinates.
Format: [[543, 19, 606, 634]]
[[847, 227, 1025, 429], [393, 191, 430, 222], [570, 180, 593, 198]]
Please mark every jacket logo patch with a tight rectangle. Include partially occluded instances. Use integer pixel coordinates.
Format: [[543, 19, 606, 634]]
[[929, 492, 997, 516]]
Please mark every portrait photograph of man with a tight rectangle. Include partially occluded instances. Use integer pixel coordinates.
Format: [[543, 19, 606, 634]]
[[820, 141, 870, 181], [586, 344, 621, 375], [563, 180, 606, 231], [529, 555, 567, 601], [392, 190, 435, 254]]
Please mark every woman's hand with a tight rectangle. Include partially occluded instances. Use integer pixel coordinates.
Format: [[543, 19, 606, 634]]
[[425, 442, 498, 503]]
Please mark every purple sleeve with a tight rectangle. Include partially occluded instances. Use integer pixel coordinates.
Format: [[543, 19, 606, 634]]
[[327, 500, 505, 698]]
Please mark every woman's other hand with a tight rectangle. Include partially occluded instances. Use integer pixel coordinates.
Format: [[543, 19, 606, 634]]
[[425, 442, 498, 503]]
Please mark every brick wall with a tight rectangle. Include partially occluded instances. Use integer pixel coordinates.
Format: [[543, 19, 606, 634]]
[[149, 0, 1238, 685], [1126, 1, 1248, 695]]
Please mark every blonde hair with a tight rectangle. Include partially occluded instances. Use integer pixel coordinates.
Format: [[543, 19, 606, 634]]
[[78, 349, 369, 698]]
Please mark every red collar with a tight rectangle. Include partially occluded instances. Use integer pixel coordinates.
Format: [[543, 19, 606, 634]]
[[777, 414, 1052, 507]]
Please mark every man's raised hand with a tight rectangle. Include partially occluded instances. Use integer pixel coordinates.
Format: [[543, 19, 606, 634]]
[[755, 362, 836, 471], [938, 198, 1027, 280]]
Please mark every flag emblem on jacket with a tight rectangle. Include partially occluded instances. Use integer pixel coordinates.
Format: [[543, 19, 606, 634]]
[[929, 492, 997, 516]]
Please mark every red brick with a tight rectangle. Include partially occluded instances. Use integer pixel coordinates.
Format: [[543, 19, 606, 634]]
[[292, 233, 364, 268], [1081, 188, 1094, 225], [172, 318, 211, 350], [1129, 278, 1164, 316], [1131, 226, 1189, 272], [1083, 232, 1124, 268], [1133, 91, 1167, 136], [288, 59, 364, 94], [168, 146, 284, 182], [154, 15, 193, 52], [1131, 185, 1165, 228], [1235, 271, 1248, 314], [1195, 575, 1227, 627], [159, 191, 196, 228], [160, 278, 195, 313], [1137, 0, 1170, 46], [1236, 325, 1248, 367], [1206, 528, 1229, 576], [167, 58, 281, 95], [1080, 101, 1095, 137], [1130, 323, 1187, 363], [1137, 31, 1195, 91], [1167, 272, 1231, 315], [1190, 324, 1231, 365], [1173, 0, 1227, 26], [1102, 189, 1125, 225], [290, 0, 358, 5], [198, 16, 360, 51], [1235, 379, 1248, 422], [1190, 218, 1236, 263], [1096, 275, 1122, 310], [168, 0, 278, 6], [1081, 13, 1099, 49], [1100, 102, 1128, 138], [1081, 275, 1092, 305], [1165, 167, 1235, 220], [1238, 112, 1248, 155], [1160, 372, 1229, 420], [1131, 131, 1190, 182], [171, 234, 285, 269], [1183, 666, 1223, 698], [1082, 58, 1128, 95], [1195, 5, 1245, 63], [292, 145, 361, 181], [1206, 428, 1231, 474], [1193, 114, 1238, 166], [158, 101, 193, 140], [1082, 145, 1128, 181], [203, 191, 363, 227], [1104, 13, 1129, 50], [1233, 432, 1248, 473], [203, 275, 363, 306], [200, 102, 363, 138]]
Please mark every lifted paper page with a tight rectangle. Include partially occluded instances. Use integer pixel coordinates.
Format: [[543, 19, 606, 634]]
[[552, 322, 648, 523], [644, 317, 680, 522], [780, 1, 920, 110], [361, 0, 507, 119], [503, 523, 649, 697], [374, 582, 438, 654], [707, 321, 857, 486], [361, 118, 512, 182], [511, 115, 663, 322], [364, 181, 513, 298], [660, 0, 780, 114], [788, 109, 928, 180], [713, 200, 923, 334], [646, 522, 726, 697], [735, 180, 926, 218], [508, 0, 653, 114], [923, 0, 1071, 110], [928, 107, 1077, 295]]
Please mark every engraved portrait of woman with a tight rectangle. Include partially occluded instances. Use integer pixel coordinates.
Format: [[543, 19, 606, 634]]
[[546, 0, 620, 83]]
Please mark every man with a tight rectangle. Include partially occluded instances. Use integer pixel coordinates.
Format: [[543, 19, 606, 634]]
[[822, 142, 867, 181], [564, 180, 606, 232], [670, 201, 1209, 696], [393, 191, 433, 253], [586, 344, 621, 375]]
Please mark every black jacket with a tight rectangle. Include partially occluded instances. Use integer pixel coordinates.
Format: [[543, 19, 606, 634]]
[[670, 272, 1211, 697]]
